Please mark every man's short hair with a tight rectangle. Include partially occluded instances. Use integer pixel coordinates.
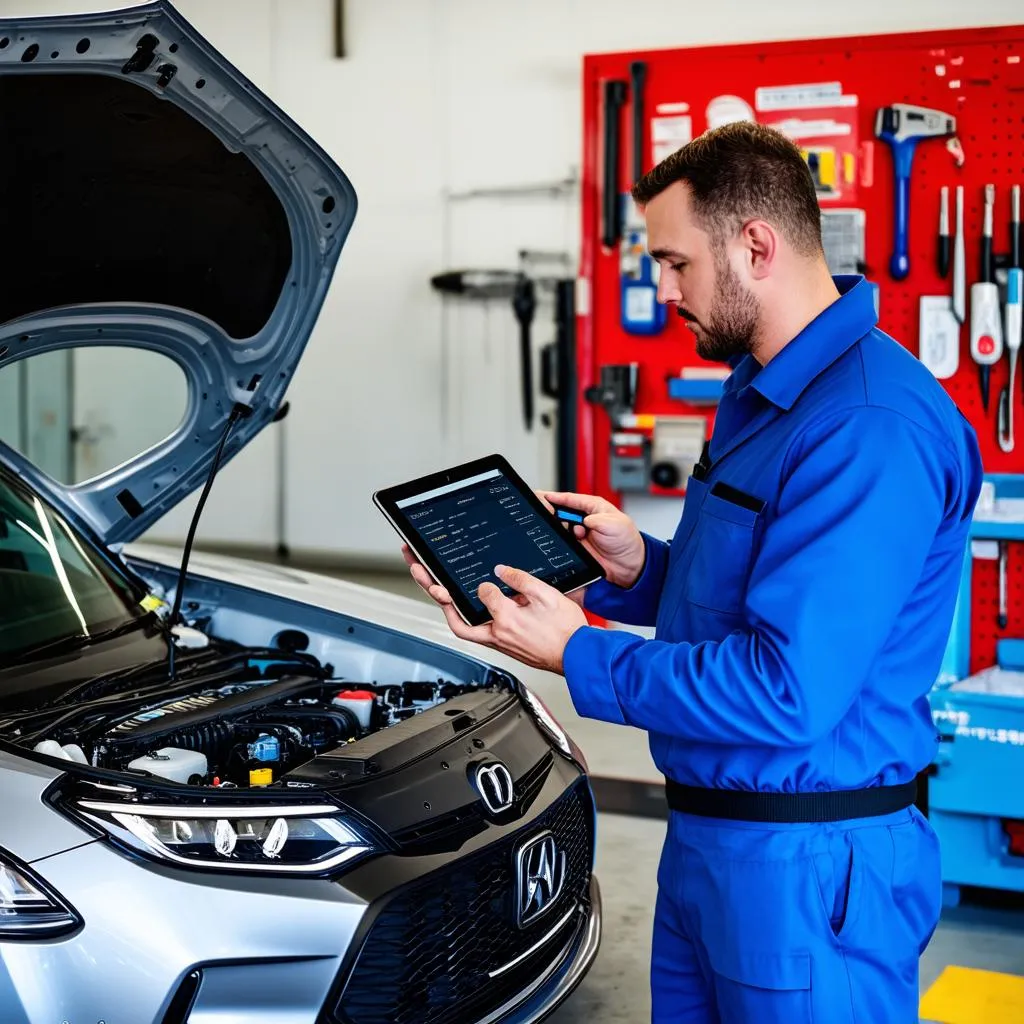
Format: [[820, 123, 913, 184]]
[[631, 121, 823, 257]]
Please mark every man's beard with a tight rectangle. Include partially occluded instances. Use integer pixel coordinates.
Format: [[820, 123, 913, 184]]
[[678, 259, 759, 363]]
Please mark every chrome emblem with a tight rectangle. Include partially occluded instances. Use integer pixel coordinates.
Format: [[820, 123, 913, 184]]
[[515, 831, 567, 927], [474, 761, 514, 815]]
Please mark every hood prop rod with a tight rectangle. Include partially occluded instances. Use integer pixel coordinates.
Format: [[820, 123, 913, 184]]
[[166, 388, 256, 680]]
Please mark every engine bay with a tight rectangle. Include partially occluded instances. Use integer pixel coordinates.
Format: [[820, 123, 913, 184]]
[[12, 651, 494, 790]]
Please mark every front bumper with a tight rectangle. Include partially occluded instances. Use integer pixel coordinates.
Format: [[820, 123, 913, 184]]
[[0, 780, 600, 1024], [482, 874, 602, 1024]]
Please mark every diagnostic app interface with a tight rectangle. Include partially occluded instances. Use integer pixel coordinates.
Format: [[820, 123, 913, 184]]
[[397, 469, 588, 611]]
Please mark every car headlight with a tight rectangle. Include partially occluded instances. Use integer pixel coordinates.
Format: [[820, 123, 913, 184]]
[[74, 800, 375, 875], [518, 682, 574, 759], [0, 850, 81, 939]]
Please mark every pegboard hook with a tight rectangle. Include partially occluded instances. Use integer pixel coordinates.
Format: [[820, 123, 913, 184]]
[[946, 136, 965, 168]]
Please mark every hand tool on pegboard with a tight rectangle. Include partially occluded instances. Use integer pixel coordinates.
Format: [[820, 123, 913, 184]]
[[601, 79, 627, 249], [1011, 184, 1021, 271], [999, 186, 1022, 452], [873, 103, 957, 281], [971, 184, 1004, 414], [953, 185, 967, 326], [937, 187, 951, 279]]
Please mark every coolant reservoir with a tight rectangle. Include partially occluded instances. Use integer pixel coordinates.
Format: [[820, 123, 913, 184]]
[[128, 747, 208, 784], [331, 689, 375, 731], [33, 740, 69, 760]]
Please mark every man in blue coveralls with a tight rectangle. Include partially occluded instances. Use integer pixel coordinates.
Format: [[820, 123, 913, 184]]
[[403, 121, 983, 1022]]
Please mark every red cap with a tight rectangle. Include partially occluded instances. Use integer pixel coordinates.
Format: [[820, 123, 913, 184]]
[[1005, 820, 1024, 857], [335, 690, 375, 701]]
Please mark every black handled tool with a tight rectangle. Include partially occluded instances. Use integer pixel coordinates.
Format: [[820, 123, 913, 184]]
[[601, 80, 628, 248], [982, 185, 995, 285], [1012, 184, 1021, 270], [512, 275, 537, 431], [630, 61, 646, 184], [937, 186, 950, 278]]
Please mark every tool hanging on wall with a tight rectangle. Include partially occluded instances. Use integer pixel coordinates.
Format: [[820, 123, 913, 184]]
[[428, 258, 558, 433], [971, 184, 1004, 413], [937, 186, 950, 278], [1001, 267, 1023, 451], [512, 275, 537, 431], [601, 79, 628, 249], [919, 295, 960, 380], [538, 279, 579, 492], [1012, 184, 1021, 270], [619, 61, 666, 337], [952, 185, 966, 325], [999, 185, 1022, 452], [874, 103, 957, 280]]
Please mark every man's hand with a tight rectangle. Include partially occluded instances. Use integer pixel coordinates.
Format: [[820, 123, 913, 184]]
[[401, 547, 587, 673], [537, 490, 646, 589]]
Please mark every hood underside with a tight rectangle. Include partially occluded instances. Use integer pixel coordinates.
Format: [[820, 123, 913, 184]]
[[0, 1, 355, 546]]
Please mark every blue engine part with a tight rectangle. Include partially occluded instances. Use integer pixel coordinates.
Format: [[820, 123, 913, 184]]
[[248, 734, 280, 763]]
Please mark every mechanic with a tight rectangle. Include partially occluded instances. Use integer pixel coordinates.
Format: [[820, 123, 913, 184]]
[[403, 120, 983, 1023]]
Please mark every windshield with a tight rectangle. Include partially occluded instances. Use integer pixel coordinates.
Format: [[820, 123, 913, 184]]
[[0, 466, 147, 662]]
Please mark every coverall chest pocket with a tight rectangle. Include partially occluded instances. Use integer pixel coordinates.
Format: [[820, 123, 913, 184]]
[[684, 485, 765, 616]]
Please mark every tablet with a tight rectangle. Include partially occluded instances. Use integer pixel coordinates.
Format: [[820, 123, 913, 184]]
[[373, 454, 605, 626]]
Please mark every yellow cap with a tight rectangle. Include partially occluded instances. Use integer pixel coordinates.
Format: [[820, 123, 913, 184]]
[[249, 768, 273, 787]]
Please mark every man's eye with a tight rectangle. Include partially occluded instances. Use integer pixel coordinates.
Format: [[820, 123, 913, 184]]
[[671, 262, 686, 272]]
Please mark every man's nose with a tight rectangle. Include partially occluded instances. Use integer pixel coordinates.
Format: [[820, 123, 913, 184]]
[[656, 271, 681, 306]]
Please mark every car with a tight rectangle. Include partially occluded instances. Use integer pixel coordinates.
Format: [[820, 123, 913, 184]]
[[0, 3, 601, 1023]]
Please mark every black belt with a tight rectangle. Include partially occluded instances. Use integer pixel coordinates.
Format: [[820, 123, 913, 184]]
[[664, 778, 918, 823]]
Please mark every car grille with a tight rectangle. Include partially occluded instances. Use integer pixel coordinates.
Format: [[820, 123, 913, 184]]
[[391, 752, 555, 854], [332, 780, 593, 1024]]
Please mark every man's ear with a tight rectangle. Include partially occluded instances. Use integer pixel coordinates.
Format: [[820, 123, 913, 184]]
[[742, 219, 777, 279]]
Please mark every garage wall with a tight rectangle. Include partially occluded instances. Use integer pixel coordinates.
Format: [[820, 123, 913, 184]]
[[2, 0, 1021, 565]]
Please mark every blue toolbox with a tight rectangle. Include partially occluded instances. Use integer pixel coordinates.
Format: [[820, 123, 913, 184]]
[[928, 474, 1024, 907]]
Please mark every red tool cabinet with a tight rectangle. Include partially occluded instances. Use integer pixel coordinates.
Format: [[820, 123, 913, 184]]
[[576, 24, 1024, 671]]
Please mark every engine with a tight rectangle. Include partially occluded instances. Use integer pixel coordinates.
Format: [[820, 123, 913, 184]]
[[32, 677, 480, 790]]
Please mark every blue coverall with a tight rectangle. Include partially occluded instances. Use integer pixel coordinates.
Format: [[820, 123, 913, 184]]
[[562, 275, 984, 1022]]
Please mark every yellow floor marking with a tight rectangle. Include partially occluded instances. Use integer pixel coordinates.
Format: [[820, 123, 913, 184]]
[[920, 965, 1024, 1023]]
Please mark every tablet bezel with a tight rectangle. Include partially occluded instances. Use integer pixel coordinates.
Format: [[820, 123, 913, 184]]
[[373, 454, 606, 626]]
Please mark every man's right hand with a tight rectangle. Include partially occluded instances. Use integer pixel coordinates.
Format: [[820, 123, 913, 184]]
[[537, 490, 646, 590]]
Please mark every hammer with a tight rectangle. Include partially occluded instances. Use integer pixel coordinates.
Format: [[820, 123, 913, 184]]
[[875, 104, 957, 280]]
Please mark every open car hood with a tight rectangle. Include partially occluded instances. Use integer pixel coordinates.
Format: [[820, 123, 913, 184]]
[[0, 1, 355, 545]]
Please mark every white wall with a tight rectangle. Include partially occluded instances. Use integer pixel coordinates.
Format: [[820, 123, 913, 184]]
[[3, 0, 1021, 565]]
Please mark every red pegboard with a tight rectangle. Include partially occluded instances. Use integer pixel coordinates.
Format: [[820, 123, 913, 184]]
[[576, 24, 1024, 670]]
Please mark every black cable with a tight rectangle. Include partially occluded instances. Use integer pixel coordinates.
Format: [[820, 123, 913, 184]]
[[168, 403, 249, 680]]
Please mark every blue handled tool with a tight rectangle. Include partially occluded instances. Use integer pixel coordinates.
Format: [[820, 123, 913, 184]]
[[874, 104, 957, 281]]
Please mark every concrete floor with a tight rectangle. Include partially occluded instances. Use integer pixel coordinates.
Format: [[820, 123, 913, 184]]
[[331, 568, 1024, 1022], [540, 812, 1024, 1023]]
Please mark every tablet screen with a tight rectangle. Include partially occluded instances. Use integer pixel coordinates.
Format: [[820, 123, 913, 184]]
[[395, 467, 591, 614]]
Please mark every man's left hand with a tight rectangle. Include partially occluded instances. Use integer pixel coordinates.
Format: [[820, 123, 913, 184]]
[[402, 547, 587, 674]]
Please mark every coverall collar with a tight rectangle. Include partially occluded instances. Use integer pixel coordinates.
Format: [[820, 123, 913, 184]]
[[728, 275, 877, 411]]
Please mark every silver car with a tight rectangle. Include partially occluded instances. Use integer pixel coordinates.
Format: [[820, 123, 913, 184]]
[[0, 3, 601, 1022]]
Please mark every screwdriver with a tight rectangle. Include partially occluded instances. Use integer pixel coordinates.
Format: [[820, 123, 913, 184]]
[[952, 185, 966, 324], [971, 184, 1003, 411], [937, 186, 950, 278], [1012, 184, 1021, 271]]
